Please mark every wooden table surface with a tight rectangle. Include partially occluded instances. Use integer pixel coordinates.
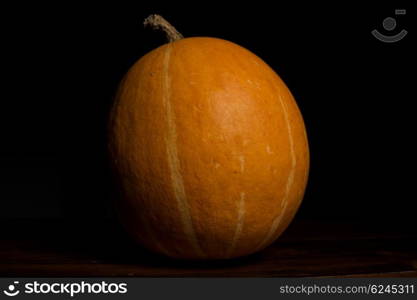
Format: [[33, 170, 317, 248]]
[[1, 219, 416, 277]]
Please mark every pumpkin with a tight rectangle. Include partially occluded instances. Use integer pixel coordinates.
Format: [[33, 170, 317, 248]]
[[109, 15, 309, 259]]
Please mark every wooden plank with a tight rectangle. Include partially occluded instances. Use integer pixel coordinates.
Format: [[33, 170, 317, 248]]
[[0, 220, 416, 277]]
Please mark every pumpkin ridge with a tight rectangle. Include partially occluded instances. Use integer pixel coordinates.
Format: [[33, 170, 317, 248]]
[[226, 191, 246, 257], [162, 44, 206, 258], [255, 94, 297, 251]]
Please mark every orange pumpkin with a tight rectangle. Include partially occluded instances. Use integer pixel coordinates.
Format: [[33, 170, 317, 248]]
[[109, 19, 309, 259]]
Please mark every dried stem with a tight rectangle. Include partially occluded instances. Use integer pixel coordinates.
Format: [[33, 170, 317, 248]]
[[144, 14, 184, 42]]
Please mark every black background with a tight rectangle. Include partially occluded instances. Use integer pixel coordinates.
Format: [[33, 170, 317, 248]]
[[1, 3, 415, 230]]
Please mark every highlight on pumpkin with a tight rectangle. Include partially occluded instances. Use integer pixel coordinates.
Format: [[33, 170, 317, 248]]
[[109, 14, 309, 259]]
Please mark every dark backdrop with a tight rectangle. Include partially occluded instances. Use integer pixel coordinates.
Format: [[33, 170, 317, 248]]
[[2, 3, 415, 229]]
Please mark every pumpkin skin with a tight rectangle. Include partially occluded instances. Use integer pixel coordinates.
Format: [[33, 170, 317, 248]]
[[109, 37, 309, 259]]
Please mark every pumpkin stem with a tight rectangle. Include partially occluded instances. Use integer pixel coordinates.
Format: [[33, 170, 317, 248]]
[[144, 14, 184, 42]]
